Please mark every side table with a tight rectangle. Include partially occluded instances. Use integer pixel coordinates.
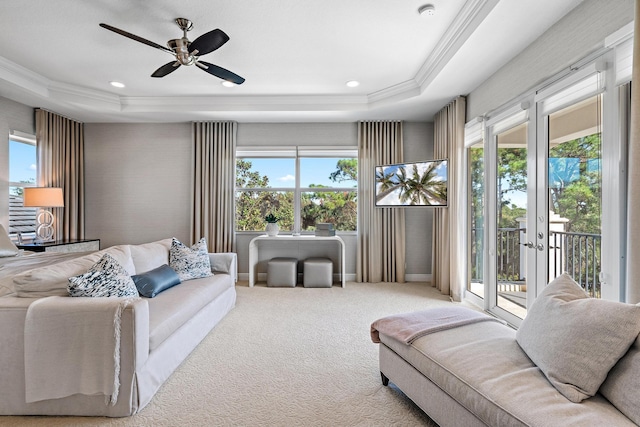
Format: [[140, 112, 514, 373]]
[[17, 239, 101, 254]]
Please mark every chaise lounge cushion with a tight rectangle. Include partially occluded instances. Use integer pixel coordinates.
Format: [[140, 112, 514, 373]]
[[515, 273, 640, 403]]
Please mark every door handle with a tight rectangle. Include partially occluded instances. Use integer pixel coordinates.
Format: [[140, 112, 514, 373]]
[[522, 241, 535, 248], [537, 243, 545, 251]]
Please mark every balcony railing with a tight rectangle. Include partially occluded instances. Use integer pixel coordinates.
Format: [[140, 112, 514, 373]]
[[470, 227, 601, 298]]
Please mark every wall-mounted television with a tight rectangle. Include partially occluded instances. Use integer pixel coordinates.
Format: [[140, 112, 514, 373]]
[[374, 159, 448, 207]]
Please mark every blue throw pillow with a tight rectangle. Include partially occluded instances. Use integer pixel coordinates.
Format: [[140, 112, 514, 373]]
[[132, 264, 181, 298]]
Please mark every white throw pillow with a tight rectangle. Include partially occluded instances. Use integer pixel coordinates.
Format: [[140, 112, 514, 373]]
[[516, 273, 640, 402], [0, 224, 19, 257], [129, 238, 172, 274], [169, 237, 212, 281], [68, 253, 139, 297]]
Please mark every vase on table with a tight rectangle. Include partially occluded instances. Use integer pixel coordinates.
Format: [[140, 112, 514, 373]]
[[266, 222, 279, 236]]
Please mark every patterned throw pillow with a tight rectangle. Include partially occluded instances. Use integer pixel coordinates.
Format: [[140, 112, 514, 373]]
[[169, 237, 212, 281], [68, 253, 139, 298]]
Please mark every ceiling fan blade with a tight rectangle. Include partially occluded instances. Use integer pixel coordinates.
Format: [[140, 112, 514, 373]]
[[196, 61, 245, 84], [151, 62, 181, 78], [99, 23, 173, 54], [188, 29, 229, 56]]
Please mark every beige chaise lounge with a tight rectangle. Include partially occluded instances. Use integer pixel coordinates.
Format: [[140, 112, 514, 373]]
[[373, 275, 640, 426]]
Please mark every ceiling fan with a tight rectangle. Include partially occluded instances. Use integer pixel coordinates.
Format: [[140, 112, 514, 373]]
[[99, 18, 245, 84]]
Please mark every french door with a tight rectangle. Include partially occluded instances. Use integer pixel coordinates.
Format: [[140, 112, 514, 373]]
[[469, 63, 609, 326]]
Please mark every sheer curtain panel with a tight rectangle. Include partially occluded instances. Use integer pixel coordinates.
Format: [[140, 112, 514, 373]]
[[357, 121, 406, 283], [192, 121, 237, 253], [432, 96, 466, 301], [35, 109, 85, 241], [626, 1, 640, 303]]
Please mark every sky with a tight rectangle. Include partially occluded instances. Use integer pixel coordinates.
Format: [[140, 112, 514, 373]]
[[243, 157, 356, 188], [9, 140, 36, 184]]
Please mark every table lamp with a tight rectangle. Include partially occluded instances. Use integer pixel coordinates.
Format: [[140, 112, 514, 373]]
[[23, 187, 64, 243]]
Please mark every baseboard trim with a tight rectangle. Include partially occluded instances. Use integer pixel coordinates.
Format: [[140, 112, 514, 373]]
[[237, 273, 429, 283]]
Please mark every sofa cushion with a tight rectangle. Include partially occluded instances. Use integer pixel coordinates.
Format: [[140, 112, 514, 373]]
[[169, 237, 212, 281], [13, 245, 135, 297], [379, 321, 637, 426], [146, 274, 232, 351], [599, 332, 640, 425], [132, 264, 181, 298], [129, 238, 172, 274], [68, 253, 139, 298], [0, 224, 19, 257], [516, 273, 640, 403]]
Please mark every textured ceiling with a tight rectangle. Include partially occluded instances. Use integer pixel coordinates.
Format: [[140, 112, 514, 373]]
[[0, 0, 583, 123]]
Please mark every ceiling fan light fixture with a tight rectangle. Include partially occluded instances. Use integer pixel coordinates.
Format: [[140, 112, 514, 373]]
[[346, 80, 360, 88], [418, 4, 436, 16], [221, 81, 236, 87], [109, 81, 125, 88]]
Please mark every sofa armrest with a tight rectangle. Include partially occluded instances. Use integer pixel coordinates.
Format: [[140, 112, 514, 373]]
[[209, 252, 237, 282]]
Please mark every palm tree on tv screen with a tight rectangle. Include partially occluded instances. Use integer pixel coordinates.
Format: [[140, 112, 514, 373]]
[[376, 163, 446, 205]]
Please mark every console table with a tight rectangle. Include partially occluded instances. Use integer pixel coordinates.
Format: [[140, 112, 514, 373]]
[[17, 238, 100, 254], [248, 235, 346, 287]]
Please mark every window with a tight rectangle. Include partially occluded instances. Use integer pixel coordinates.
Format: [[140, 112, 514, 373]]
[[8, 132, 37, 239], [235, 147, 358, 232]]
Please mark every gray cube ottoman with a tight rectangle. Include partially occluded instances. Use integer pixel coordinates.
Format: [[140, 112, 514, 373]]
[[303, 257, 333, 288], [267, 257, 298, 287]]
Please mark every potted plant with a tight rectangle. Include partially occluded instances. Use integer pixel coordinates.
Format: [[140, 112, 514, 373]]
[[264, 213, 280, 236]]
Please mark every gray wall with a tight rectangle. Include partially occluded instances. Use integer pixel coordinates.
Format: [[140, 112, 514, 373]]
[[84, 123, 192, 248], [404, 122, 435, 278], [83, 121, 435, 279], [0, 97, 35, 228], [467, 0, 634, 119]]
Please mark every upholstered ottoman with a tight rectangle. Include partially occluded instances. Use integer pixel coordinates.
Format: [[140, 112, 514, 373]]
[[267, 257, 298, 287], [303, 257, 333, 288]]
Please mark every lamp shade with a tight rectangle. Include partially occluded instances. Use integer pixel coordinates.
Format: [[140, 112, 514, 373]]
[[23, 187, 64, 207]]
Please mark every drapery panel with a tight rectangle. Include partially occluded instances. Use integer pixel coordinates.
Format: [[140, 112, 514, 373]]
[[626, 0, 640, 303], [35, 109, 85, 241], [432, 96, 466, 301], [192, 121, 237, 253], [357, 121, 405, 283]]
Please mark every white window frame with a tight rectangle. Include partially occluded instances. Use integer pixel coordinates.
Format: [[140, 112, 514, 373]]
[[235, 146, 358, 234], [8, 130, 37, 240]]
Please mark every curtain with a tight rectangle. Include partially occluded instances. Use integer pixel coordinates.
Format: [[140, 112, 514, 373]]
[[626, 1, 640, 303], [192, 121, 237, 253], [35, 109, 84, 241], [357, 121, 405, 283], [432, 96, 466, 301]]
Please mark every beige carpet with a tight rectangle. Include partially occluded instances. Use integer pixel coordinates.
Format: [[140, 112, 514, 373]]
[[1, 281, 466, 427]]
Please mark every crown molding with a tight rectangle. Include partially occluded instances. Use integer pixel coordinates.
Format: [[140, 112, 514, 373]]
[[415, 0, 500, 90], [0, 56, 50, 97], [48, 81, 122, 111], [121, 94, 368, 112], [368, 80, 420, 106]]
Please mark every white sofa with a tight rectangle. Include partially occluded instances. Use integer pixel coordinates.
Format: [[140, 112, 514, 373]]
[[0, 238, 237, 417], [373, 275, 640, 426]]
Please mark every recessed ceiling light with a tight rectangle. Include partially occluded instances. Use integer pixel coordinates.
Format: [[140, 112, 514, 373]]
[[109, 81, 125, 88], [346, 80, 360, 88], [418, 4, 436, 16], [221, 81, 236, 88]]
